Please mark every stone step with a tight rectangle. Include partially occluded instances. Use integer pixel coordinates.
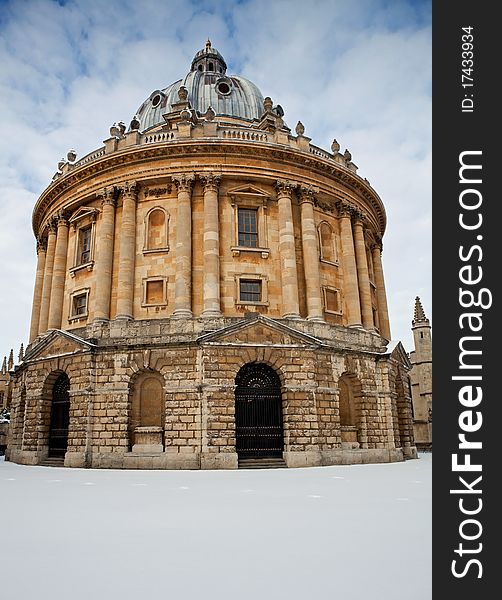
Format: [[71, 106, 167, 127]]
[[238, 457, 287, 469], [39, 457, 65, 467]]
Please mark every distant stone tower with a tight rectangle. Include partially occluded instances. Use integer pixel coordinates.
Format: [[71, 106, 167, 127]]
[[409, 297, 432, 449]]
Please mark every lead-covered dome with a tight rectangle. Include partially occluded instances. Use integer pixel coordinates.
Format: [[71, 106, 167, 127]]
[[135, 40, 264, 131]]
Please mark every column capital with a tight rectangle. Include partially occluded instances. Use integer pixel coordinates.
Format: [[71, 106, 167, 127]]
[[298, 184, 319, 204], [336, 200, 354, 217], [275, 179, 297, 197], [55, 209, 70, 227], [47, 218, 58, 235], [172, 173, 195, 193], [121, 180, 138, 200], [36, 237, 47, 253], [351, 209, 366, 227], [371, 240, 383, 252], [199, 172, 221, 193], [97, 186, 117, 207]]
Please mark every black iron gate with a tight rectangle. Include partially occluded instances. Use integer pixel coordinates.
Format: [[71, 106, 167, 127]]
[[48, 373, 70, 457], [235, 363, 283, 459]]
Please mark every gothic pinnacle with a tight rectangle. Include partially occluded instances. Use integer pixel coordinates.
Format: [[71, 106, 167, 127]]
[[413, 296, 427, 322]]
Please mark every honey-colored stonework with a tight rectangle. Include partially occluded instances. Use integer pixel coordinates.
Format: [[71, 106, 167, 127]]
[[6, 42, 417, 468], [409, 297, 432, 450]]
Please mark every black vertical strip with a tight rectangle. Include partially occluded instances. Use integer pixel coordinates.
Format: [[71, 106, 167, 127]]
[[434, 2, 497, 597]]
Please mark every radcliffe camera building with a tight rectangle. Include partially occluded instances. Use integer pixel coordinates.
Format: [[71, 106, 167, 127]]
[[5, 42, 418, 469]]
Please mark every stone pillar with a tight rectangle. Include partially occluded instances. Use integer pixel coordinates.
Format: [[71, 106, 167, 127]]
[[38, 222, 57, 334], [94, 187, 116, 321], [29, 238, 47, 342], [200, 173, 221, 317], [352, 215, 374, 330], [275, 180, 300, 319], [172, 173, 195, 318], [299, 185, 323, 321], [338, 202, 362, 327], [116, 181, 137, 321], [372, 242, 391, 340], [47, 212, 70, 330]]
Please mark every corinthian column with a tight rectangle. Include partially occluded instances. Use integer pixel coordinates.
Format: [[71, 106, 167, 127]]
[[275, 180, 300, 319], [352, 215, 374, 330], [94, 187, 116, 321], [299, 185, 323, 321], [200, 173, 221, 317], [116, 182, 137, 320], [372, 242, 391, 340], [48, 211, 70, 329], [338, 202, 362, 327], [29, 238, 47, 342], [172, 173, 195, 318], [38, 221, 57, 334]]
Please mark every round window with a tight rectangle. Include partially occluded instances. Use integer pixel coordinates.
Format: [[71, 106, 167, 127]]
[[216, 81, 231, 95], [151, 94, 162, 108]]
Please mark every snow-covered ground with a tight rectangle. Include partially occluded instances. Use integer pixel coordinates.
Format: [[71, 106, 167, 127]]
[[0, 454, 431, 600]]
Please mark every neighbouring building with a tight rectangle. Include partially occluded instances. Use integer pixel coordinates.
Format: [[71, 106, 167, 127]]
[[409, 297, 432, 450], [5, 41, 417, 469]]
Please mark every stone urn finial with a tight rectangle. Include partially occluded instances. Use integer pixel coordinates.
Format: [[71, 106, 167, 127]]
[[110, 122, 120, 138], [205, 106, 215, 121], [118, 121, 126, 136], [263, 97, 273, 112], [344, 149, 352, 162], [130, 115, 140, 130], [67, 149, 77, 163], [57, 158, 66, 171], [180, 108, 192, 122], [295, 121, 305, 136], [178, 86, 189, 102], [331, 139, 340, 153]]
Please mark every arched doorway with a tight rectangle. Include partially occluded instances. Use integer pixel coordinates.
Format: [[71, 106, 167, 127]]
[[235, 363, 283, 459], [48, 373, 70, 457]]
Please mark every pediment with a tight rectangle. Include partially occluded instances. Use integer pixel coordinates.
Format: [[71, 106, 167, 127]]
[[198, 315, 322, 347], [69, 206, 100, 225], [388, 340, 412, 369], [23, 330, 96, 362], [228, 184, 270, 202]]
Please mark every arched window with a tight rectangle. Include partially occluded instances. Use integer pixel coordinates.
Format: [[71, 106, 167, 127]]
[[319, 222, 336, 263], [144, 207, 169, 252]]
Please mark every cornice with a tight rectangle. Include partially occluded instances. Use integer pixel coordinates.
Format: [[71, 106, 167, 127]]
[[33, 140, 386, 235]]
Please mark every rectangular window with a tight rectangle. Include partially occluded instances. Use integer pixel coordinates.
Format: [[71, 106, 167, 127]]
[[239, 279, 262, 303], [146, 280, 164, 305], [325, 289, 340, 313], [72, 293, 87, 316], [77, 226, 92, 265], [238, 208, 258, 248]]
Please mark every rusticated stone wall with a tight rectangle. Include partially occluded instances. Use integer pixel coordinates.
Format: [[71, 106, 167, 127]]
[[6, 317, 417, 469]]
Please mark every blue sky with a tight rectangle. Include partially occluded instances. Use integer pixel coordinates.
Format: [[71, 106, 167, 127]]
[[0, 0, 431, 359]]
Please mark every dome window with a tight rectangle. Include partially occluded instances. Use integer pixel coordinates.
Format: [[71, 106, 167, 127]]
[[208, 62, 214, 71], [149, 90, 165, 108], [198, 64, 203, 72], [216, 78, 232, 96]]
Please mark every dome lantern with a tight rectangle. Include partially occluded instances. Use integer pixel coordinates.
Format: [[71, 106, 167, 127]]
[[190, 39, 227, 74]]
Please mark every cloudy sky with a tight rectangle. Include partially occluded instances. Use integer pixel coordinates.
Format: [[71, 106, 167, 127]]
[[0, 0, 431, 361]]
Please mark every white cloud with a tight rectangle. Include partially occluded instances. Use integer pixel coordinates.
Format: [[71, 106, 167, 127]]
[[0, 0, 431, 358]]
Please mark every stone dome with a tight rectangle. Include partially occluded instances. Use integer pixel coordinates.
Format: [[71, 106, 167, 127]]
[[134, 41, 264, 131]]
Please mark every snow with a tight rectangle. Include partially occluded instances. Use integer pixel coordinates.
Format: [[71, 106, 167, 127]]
[[0, 454, 431, 600]]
